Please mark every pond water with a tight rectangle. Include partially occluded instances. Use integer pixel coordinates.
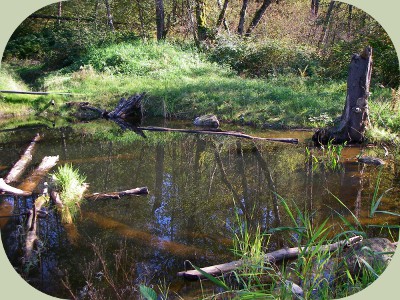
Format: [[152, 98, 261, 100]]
[[0, 117, 399, 299]]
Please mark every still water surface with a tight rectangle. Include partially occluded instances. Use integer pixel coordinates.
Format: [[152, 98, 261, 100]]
[[0, 118, 399, 298]]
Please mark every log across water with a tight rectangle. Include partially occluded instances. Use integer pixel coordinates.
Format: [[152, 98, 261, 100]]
[[177, 235, 362, 280]]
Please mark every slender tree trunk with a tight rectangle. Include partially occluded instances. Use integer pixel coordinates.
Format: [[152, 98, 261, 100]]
[[135, 0, 146, 39], [105, 0, 115, 31], [216, 0, 229, 32], [245, 0, 273, 36], [195, 0, 208, 41], [57, 1, 62, 25], [318, 0, 335, 48], [237, 0, 249, 35], [311, 0, 319, 16], [347, 4, 353, 37], [155, 0, 166, 40]]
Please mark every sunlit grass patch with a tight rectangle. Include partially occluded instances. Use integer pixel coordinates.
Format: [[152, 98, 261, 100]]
[[51, 164, 87, 220]]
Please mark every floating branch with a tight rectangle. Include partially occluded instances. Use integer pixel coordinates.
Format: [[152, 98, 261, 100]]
[[86, 187, 149, 200], [135, 126, 299, 144]]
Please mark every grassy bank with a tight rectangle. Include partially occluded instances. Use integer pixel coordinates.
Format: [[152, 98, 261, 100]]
[[0, 65, 38, 117], [2, 41, 399, 139]]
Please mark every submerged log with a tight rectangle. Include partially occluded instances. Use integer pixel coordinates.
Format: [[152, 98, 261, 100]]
[[5, 133, 41, 184], [177, 235, 362, 280], [24, 193, 49, 264], [86, 187, 149, 200], [313, 46, 373, 145], [18, 156, 59, 193], [0, 178, 31, 196]]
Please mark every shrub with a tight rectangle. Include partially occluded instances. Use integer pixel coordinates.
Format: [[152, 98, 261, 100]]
[[208, 35, 319, 78]]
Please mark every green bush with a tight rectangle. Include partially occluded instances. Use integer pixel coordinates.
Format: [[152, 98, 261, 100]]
[[208, 35, 318, 78]]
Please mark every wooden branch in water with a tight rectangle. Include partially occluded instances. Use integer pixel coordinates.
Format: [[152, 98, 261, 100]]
[[86, 187, 149, 200], [18, 156, 59, 193], [0, 178, 31, 196], [177, 235, 363, 280], [136, 126, 299, 144], [4, 133, 41, 184]]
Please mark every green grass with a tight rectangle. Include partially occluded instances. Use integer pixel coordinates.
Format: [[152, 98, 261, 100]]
[[51, 164, 87, 220], [174, 190, 397, 300], [2, 41, 399, 141]]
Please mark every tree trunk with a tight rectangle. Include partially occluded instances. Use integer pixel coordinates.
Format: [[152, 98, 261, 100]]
[[245, 0, 272, 37], [237, 0, 249, 35], [136, 0, 146, 39], [312, 46, 373, 145], [195, 0, 208, 41], [104, 0, 115, 31], [216, 0, 229, 32], [311, 0, 319, 15], [155, 0, 166, 40], [318, 0, 335, 48], [57, 1, 62, 24]]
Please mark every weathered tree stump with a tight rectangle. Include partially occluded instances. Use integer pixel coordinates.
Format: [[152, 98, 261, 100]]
[[106, 93, 145, 123], [313, 46, 373, 145]]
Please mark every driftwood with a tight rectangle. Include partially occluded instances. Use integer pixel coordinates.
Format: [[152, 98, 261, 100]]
[[0, 178, 31, 196], [313, 46, 373, 145], [86, 187, 149, 200], [177, 235, 362, 280], [18, 156, 59, 193], [4, 133, 41, 184], [136, 126, 299, 144]]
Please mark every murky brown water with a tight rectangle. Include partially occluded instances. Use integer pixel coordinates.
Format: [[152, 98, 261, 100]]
[[1, 118, 399, 299]]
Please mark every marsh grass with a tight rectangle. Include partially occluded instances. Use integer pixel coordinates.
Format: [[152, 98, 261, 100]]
[[184, 190, 396, 300], [51, 164, 87, 220]]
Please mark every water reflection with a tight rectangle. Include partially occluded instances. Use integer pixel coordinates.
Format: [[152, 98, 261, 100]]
[[1, 120, 399, 298]]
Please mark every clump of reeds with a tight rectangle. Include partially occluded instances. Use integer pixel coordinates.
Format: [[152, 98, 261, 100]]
[[51, 164, 87, 219]]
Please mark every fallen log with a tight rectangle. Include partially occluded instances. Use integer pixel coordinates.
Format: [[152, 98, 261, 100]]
[[4, 133, 41, 184], [18, 156, 59, 193], [86, 187, 149, 200], [177, 235, 362, 280], [136, 126, 299, 144], [24, 193, 49, 264], [0, 178, 31, 196]]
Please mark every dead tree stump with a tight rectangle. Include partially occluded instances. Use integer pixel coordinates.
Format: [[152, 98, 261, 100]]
[[313, 46, 373, 145], [106, 93, 145, 123]]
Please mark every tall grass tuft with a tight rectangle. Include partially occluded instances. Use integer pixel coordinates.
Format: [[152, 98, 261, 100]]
[[51, 164, 87, 219]]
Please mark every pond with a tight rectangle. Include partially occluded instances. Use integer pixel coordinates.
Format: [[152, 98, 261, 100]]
[[0, 117, 399, 299]]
